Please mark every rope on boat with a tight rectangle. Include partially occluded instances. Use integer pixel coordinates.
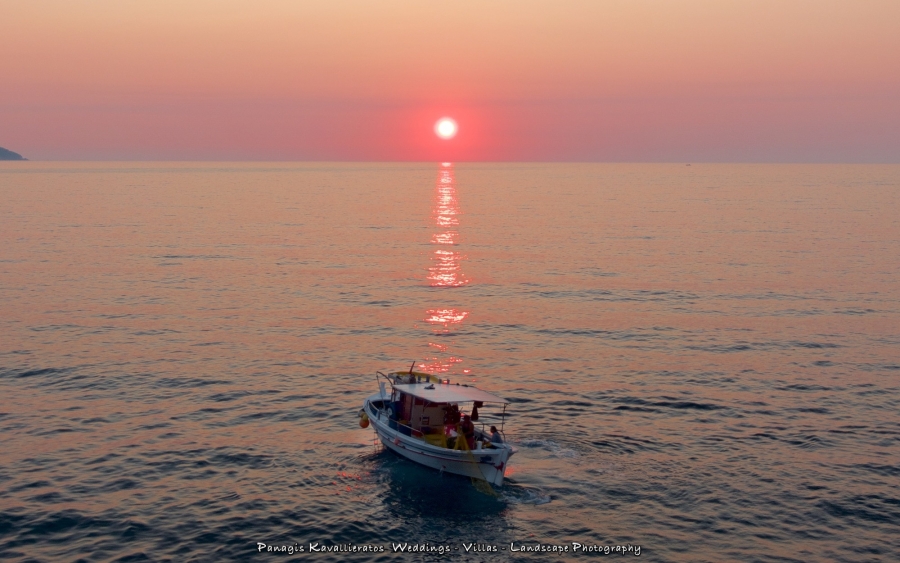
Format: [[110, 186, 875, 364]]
[[453, 423, 499, 497]]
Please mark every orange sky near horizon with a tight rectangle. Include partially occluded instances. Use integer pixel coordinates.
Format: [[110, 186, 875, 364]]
[[2, 0, 899, 161]]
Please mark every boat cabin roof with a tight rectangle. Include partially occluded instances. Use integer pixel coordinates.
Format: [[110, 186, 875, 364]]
[[392, 382, 507, 405]]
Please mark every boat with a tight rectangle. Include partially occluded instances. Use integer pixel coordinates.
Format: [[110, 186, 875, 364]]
[[361, 370, 517, 487]]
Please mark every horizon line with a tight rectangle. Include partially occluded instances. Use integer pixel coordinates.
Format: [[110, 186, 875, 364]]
[[3, 159, 900, 165]]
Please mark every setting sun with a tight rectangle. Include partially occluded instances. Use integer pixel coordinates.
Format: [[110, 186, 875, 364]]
[[434, 118, 458, 140]]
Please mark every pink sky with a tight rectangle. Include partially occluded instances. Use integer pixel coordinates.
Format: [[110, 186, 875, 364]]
[[2, 1, 899, 161]]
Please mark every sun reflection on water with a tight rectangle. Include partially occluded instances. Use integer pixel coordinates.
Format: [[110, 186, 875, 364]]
[[427, 165, 468, 288], [424, 308, 469, 327], [431, 232, 457, 245], [417, 163, 470, 375]]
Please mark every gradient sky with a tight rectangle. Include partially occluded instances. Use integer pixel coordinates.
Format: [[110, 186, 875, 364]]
[[2, 0, 899, 161]]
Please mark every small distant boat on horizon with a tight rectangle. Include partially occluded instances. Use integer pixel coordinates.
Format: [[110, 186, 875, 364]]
[[360, 368, 517, 487]]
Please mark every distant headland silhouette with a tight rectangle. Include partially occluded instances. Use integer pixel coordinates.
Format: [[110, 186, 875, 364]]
[[0, 146, 27, 160]]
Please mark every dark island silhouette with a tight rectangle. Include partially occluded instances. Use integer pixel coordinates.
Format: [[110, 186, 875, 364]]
[[0, 146, 27, 160]]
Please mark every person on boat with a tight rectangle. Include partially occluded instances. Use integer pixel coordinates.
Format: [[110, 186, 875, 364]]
[[444, 404, 461, 425], [460, 414, 476, 450], [490, 426, 503, 445]]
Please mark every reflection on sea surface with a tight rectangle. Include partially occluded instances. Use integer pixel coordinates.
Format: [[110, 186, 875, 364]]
[[427, 164, 468, 288], [424, 308, 469, 328], [419, 163, 471, 375]]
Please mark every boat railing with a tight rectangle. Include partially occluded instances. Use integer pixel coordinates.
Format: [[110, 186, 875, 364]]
[[374, 410, 507, 452], [474, 422, 509, 448], [394, 419, 421, 438], [368, 399, 508, 445]]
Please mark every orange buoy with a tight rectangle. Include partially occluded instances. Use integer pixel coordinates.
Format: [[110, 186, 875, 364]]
[[359, 412, 369, 428]]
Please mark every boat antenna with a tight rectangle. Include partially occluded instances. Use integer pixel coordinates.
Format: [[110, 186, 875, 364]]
[[409, 360, 416, 374]]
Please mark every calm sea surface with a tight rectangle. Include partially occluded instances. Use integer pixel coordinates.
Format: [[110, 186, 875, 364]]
[[1, 162, 898, 562]]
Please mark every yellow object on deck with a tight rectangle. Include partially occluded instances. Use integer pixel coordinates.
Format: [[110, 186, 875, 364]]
[[423, 433, 447, 448]]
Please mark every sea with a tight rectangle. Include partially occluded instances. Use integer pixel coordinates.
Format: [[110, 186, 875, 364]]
[[0, 162, 898, 562]]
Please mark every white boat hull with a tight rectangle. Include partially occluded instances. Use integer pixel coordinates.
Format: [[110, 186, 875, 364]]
[[364, 393, 514, 487]]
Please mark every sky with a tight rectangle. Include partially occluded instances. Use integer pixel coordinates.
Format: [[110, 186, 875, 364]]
[[1, 0, 899, 162]]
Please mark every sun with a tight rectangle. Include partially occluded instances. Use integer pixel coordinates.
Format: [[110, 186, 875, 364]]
[[434, 117, 458, 139]]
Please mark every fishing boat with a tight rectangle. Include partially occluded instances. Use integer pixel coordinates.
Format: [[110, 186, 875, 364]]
[[360, 370, 517, 487]]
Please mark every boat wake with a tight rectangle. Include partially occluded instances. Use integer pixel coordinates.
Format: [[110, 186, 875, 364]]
[[500, 485, 552, 505], [517, 438, 580, 459]]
